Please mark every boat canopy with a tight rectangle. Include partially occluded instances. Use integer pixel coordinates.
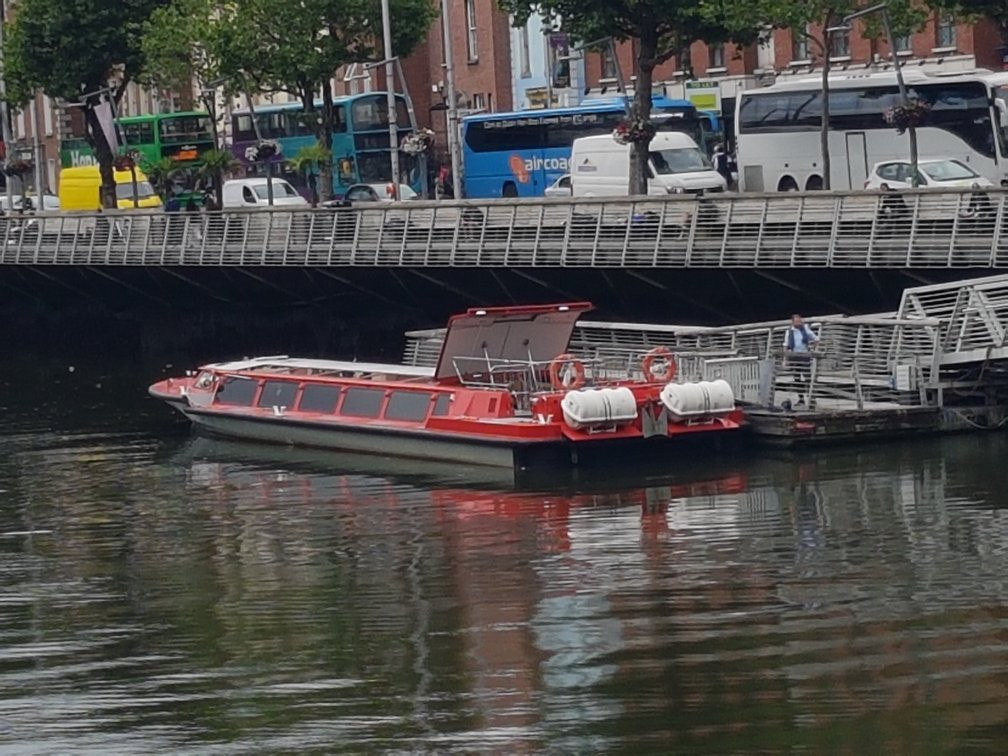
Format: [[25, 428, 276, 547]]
[[434, 302, 593, 380]]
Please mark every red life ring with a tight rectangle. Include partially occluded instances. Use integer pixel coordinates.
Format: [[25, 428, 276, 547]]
[[548, 353, 586, 390], [642, 346, 677, 382]]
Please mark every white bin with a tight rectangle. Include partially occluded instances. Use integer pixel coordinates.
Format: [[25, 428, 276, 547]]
[[659, 379, 735, 422], [562, 387, 638, 429]]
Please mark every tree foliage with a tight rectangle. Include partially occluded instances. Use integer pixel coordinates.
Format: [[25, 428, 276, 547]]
[[143, 0, 436, 200], [5, 0, 169, 207], [499, 0, 758, 193]]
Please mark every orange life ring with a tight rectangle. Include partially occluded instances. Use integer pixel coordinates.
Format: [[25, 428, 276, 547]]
[[642, 346, 677, 382], [548, 353, 586, 390]]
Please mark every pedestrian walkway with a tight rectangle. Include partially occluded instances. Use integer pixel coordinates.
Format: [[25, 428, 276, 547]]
[[2, 188, 1007, 268]]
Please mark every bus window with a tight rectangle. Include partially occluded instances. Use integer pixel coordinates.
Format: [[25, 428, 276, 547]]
[[350, 94, 410, 132], [160, 115, 213, 143], [122, 121, 154, 146], [233, 114, 256, 142]]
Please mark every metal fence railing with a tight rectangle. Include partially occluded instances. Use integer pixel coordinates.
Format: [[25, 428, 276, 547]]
[[4, 187, 1008, 268], [403, 311, 945, 410]]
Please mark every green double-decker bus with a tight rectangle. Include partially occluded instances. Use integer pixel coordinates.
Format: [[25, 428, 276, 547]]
[[60, 111, 216, 198]]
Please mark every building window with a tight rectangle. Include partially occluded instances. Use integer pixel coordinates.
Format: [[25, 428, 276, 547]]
[[472, 93, 486, 111], [708, 44, 726, 70], [893, 35, 911, 53], [936, 14, 956, 49], [792, 29, 809, 62], [465, 0, 478, 61], [601, 45, 618, 80], [829, 28, 851, 59], [519, 23, 531, 78]]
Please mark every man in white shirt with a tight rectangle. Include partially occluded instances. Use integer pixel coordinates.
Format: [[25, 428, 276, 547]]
[[783, 314, 819, 407]]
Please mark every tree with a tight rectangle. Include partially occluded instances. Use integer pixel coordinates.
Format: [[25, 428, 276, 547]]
[[198, 149, 239, 208], [141, 156, 183, 200], [288, 143, 332, 207], [4, 0, 168, 208], [723, 0, 928, 190], [143, 0, 436, 201], [500, 1, 755, 194]]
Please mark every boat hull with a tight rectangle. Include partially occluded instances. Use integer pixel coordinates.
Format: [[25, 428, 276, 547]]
[[179, 406, 742, 469]]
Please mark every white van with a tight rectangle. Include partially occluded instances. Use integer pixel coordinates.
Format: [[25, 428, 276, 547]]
[[570, 132, 726, 197], [221, 178, 309, 208]]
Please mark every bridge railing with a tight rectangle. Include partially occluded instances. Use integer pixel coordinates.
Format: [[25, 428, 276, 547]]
[[3, 186, 1008, 268]]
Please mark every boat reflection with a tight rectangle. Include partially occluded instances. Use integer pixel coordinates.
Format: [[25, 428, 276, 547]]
[[172, 434, 751, 496]]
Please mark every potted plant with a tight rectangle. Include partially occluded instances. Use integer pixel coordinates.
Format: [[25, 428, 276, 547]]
[[612, 117, 656, 145], [883, 99, 930, 134], [400, 128, 435, 156]]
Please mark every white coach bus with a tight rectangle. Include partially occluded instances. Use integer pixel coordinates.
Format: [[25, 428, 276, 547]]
[[735, 68, 1008, 192]]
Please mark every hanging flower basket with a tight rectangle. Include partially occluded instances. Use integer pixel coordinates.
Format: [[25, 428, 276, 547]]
[[245, 139, 281, 162], [3, 159, 33, 177], [883, 99, 930, 134], [400, 128, 435, 156], [612, 118, 656, 145]]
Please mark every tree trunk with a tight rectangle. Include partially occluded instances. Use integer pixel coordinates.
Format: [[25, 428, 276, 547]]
[[84, 105, 117, 209], [819, 28, 832, 191], [630, 31, 659, 196], [319, 86, 335, 203]]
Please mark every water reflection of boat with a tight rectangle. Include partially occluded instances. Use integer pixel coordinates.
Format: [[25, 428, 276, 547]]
[[173, 434, 751, 495], [150, 303, 743, 469]]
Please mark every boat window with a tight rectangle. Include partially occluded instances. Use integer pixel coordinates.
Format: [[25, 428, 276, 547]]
[[384, 391, 433, 421], [216, 376, 259, 405], [432, 393, 452, 416], [298, 384, 341, 413], [258, 380, 298, 409], [340, 387, 385, 417]]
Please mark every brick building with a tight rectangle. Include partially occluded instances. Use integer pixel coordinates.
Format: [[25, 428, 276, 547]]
[[578, 12, 1006, 149]]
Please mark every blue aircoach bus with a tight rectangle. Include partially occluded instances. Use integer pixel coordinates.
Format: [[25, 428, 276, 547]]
[[461, 96, 720, 198]]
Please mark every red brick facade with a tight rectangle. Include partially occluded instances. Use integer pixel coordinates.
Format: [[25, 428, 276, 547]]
[[578, 14, 1006, 92]]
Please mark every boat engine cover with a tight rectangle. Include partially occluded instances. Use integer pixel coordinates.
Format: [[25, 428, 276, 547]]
[[561, 387, 638, 429], [660, 379, 735, 422]]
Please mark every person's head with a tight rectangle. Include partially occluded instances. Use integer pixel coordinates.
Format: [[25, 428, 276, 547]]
[[791, 313, 804, 327], [714, 143, 724, 153]]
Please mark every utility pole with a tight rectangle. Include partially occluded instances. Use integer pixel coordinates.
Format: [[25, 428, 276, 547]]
[[440, 0, 462, 198], [30, 93, 45, 200], [0, 1, 15, 211], [381, 0, 400, 200]]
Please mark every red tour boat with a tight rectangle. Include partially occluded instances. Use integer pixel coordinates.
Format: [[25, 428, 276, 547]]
[[149, 303, 744, 468]]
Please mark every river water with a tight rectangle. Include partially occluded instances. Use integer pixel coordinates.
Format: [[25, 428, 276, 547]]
[[1, 361, 1007, 752]]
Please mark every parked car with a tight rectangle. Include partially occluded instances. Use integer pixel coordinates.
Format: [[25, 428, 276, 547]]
[[0, 194, 60, 212], [864, 159, 994, 191], [342, 183, 419, 203], [544, 174, 571, 197], [220, 178, 309, 208]]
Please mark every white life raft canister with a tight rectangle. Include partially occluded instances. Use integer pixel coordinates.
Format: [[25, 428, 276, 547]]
[[562, 387, 638, 429], [659, 379, 735, 422]]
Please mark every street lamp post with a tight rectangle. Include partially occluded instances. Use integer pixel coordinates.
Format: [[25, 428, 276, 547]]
[[380, 0, 400, 201], [843, 2, 919, 186]]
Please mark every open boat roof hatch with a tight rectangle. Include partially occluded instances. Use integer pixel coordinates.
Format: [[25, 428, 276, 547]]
[[434, 302, 593, 381]]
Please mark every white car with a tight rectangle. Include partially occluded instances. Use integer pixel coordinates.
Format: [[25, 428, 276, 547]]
[[544, 174, 571, 197], [0, 193, 60, 212], [341, 182, 419, 202], [864, 159, 994, 190], [221, 178, 309, 208]]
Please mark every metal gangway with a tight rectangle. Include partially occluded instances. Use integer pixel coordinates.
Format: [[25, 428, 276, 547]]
[[3, 187, 1008, 269], [403, 275, 1008, 412]]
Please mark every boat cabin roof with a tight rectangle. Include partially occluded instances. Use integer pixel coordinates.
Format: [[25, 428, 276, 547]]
[[434, 302, 593, 380], [204, 356, 436, 379]]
